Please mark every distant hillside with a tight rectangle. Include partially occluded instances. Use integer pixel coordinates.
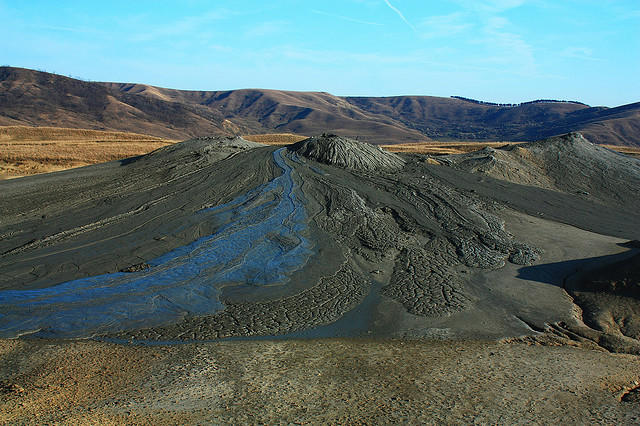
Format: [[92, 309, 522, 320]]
[[346, 96, 640, 146], [1, 67, 639, 146], [0, 67, 227, 139], [99, 83, 427, 142]]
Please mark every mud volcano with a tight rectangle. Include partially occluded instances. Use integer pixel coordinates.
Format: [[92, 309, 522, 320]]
[[1, 134, 639, 350], [289, 133, 405, 172]]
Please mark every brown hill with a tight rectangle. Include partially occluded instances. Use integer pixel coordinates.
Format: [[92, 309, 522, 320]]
[[346, 96, 640, 146], [100, 83, 428, 142], [1, 66, 639, 146], [0, 67, 227, 139]]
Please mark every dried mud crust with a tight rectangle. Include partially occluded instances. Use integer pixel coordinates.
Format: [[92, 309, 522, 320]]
[[510, 321, 640, 355], [113, 263, 370, 341], [290, 141, 539, 323], [567, 252, 640, 341], [515, 251, 640, 355], [300, 147, 540, 320], [5, 133, 637, 345], [385, 245, 469, 317], [289, 134, 405, 172]]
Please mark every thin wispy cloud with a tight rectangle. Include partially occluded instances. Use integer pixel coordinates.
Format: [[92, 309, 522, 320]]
[[484, 0, 527, 11], [311, 10, 383, 26], [383, 0, 416, 33], [453, 0, 527, 13], [419, 12, 471, 39], [268, 45, 514, 74], [473, 16, 537, 76], [129, 10, 229, 42], [244, 21, 288, 38], [560, 47, 602, 62]]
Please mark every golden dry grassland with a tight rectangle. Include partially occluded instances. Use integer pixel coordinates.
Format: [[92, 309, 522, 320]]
[[379, 141, 520, 155], [0, 126, 175, 179], [601, 144, 640, 159], [242, 133, 308, 145]]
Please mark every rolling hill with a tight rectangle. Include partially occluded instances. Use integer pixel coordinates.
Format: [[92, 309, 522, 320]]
[[1, 66, 639, 146]]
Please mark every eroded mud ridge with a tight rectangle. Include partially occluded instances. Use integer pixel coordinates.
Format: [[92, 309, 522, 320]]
[[289, 134, 405, 172], [1, 134, 639, 345]]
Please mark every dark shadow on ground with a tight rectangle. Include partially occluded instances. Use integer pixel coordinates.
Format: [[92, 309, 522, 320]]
[[119, 155, 143, 166], [516, 248, 640, 287]]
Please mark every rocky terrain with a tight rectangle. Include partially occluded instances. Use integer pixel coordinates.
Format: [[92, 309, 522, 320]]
[[2, 66, 640, 145], [1, 132, 639, 422]]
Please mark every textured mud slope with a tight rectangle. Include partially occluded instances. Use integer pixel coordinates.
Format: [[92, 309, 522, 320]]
[[439, 133, 640, 353], [0, 134, 639, 350], [289, 134, 405, 172], [1, 135, 537, 341], [111, 135, 544, 341], [443, 132, 640, 206]]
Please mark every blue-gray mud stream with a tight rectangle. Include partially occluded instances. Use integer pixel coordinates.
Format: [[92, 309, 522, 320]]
[[0, 149, 313, 339]]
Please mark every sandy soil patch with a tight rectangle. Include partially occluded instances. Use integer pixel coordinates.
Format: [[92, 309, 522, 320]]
[[1, 338, 639, 424]]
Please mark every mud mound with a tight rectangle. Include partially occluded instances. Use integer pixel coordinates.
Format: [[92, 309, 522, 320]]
[[289, 134, 405, 172], [142, 136, 264, 162], [445, 132, 640, 205]]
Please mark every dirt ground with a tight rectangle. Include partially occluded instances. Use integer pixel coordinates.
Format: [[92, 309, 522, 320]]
[[1, 338, 638, 424]]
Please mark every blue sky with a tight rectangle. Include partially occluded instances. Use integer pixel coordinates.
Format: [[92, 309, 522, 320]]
[[1, 0, 638, 106]]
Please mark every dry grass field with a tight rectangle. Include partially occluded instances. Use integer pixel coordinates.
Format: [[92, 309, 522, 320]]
[[601, 144, 640, 159], [242, 133, 308, 145], [379, 141, 640, 158], [379, 141, 520, 155], [0, 126, 175, 179]]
